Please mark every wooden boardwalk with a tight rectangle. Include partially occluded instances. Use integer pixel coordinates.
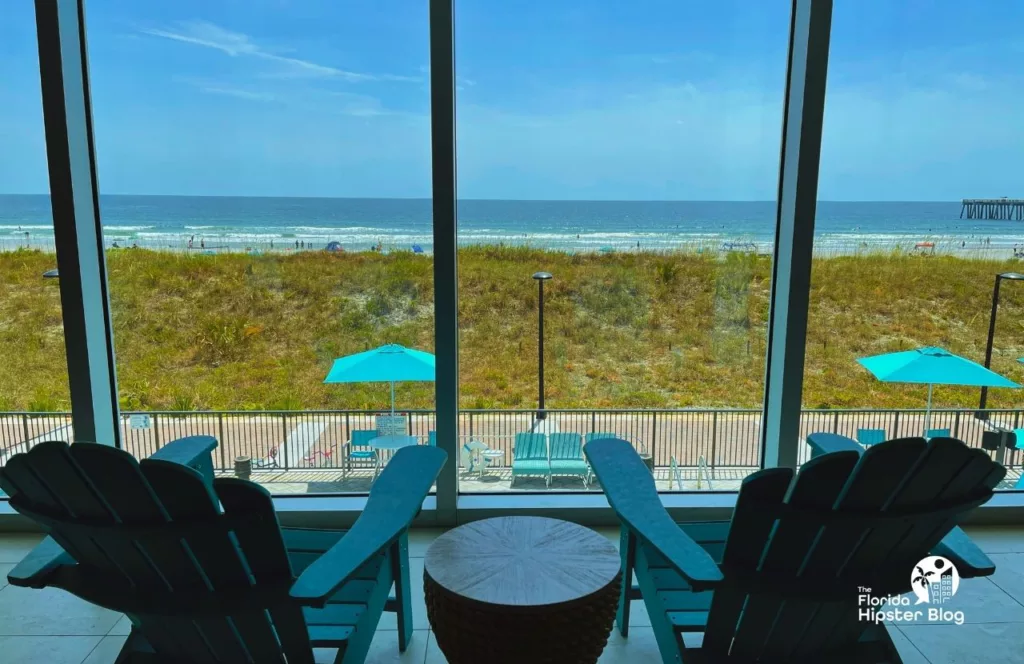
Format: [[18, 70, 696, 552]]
[[961, 198, 1024, 220]]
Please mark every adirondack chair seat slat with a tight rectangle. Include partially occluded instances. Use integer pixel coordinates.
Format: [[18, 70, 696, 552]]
[[281, 527, 349, 553], [658, 590, 713, 612], [585, 436, 1005, 664], [303, 604, 367, 626], [549, 459, 589, 472], [511, 459, 549, 472], [2, 437, 446, 664]]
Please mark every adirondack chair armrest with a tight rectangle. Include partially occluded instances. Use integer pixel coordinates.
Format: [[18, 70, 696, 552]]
[[586, 437, 723, 589], [8, 535, 76, 589], [630, 519, 725, 591], [149, 435, 218, 484], [290, 446, 447, 606], [931, 526, 996, 577]]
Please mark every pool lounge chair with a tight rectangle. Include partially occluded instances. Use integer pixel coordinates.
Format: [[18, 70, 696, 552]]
[[925, 428, 951, 439], [587, 435, 1003, 663], [547, 432, 590, 487], [1, 436, 447, 664], [510, 432, 549, 487], [855, 428, 886, 447], [343, 429, 380, 478]]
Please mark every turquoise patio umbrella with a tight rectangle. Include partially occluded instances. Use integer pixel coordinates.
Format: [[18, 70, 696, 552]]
[[324, 344, 435, 414], [858, 346, 1019, 432]]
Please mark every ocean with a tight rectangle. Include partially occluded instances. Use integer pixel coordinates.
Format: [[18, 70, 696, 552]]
[[0, 195, 1020, 255]]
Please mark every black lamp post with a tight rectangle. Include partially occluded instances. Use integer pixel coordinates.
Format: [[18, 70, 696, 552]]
[[978, 272, 1024, 416], [533, 271, 553, 420]]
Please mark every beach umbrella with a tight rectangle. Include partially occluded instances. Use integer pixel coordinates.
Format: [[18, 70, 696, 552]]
[[324, 344, 435, 414], [858, 346, 1019, 432]]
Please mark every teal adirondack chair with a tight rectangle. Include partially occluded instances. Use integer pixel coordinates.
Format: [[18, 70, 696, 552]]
[[1, 436, 446, 664], [586, 435, 1003, 663], [548, 432, 590, 487], [344, 429, 380, 478], [855, 428, 886, 447], [925, 428, 951, 439], [510, 432, 549, 487]]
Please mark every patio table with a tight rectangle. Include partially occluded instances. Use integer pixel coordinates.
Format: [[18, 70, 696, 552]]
[[424, 516, 620, 664]]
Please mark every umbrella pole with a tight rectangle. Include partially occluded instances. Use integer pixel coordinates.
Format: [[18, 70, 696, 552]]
[[391, 380, 396, 415], [924, 383, 933, 434]]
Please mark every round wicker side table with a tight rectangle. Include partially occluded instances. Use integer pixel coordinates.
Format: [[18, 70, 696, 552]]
[[424, 516, 621, 664]]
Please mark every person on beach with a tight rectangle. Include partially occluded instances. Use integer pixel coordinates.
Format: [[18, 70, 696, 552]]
[[200, 239, 205, 249], [188, 238, 193, 249], [295, 240, 299, 249]]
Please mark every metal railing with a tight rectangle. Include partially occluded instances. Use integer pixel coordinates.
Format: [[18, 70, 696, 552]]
[[1, 407, 1022, 473]]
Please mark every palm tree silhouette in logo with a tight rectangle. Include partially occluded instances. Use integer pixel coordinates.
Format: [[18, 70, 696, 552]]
[[913, 564, 935, 591]]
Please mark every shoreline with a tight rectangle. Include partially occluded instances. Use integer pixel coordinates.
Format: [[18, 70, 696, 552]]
[[0, 235, 1018, 260]]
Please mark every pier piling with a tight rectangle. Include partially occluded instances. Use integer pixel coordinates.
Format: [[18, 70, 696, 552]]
[[961, 199, 1024, 220]]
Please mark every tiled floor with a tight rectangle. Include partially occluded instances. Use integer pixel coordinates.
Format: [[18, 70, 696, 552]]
[[0, 527, 1021, 663]]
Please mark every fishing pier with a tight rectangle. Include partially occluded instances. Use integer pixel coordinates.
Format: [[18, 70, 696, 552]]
[[961, 199, 1024, 220]]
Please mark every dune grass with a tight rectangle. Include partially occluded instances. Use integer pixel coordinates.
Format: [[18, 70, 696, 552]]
[[2, 246, 1024, 412]]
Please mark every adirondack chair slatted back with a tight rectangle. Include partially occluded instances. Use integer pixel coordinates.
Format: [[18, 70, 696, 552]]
[[549, 433, 583, 460], [705, 436, 1003, 661], [0, 441, 316, 664], [513, 433, 547, 461]]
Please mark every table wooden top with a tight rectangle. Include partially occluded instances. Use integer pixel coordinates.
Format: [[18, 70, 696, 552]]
[[424, 516, 620, 608]]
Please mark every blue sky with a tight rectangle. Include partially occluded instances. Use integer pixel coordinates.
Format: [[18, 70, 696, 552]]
[[2, 0, 1024, 200]]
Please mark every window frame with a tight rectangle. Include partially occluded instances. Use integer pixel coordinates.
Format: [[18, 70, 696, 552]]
[[19, 0, 1021, 529]]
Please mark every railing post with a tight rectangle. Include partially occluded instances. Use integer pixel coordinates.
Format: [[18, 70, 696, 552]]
[[469, 411, 474, 440], [152, 413, 160, 455], [953, 411, 961, 439], [650, 411, 658, 467], [893, 411, 900, 438], [21, 413, 31, 448], [832, 411, 839, 433], [591, 410, 596, 434], [218, 413, 226, 471], [710, 411, 718, 471], [281, 414, 290, 469]]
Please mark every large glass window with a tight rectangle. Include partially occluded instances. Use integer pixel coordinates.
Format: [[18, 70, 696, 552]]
[[0, 3, 73, 487], [85, 1, 434, 494], [454, 0, 789, 492], [802, 0, 1024, 489]]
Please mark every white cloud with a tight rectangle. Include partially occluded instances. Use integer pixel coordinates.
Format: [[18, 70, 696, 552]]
[[143, 22, 258, 57], [143, 20, 420, 83]]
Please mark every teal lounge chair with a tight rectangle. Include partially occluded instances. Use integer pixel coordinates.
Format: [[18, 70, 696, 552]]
[[548, 432, 590, 487], [510, 432, 549, 487], [925, 428, 951, 439], [344, 429, 380, 478], [427, 431, 436, 446], [1, 436, 446, 664], [586, 435, 1003, 663], [855, 428, 886, 447], [1015, 428, 1024, 450]]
